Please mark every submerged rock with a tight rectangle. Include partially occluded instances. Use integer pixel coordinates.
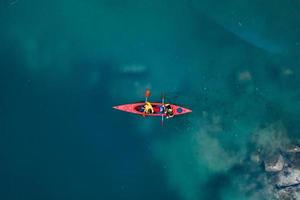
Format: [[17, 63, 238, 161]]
[[252, 122, 290, 157], [249, 122, 300, 198], [281, 68, 294, 76], [285, 145, 300, 153], [264, 154, 284, 172], [250, 152, 261, 164], [275, 189, 298, 200], [120, 64, 147, 75], [286, 153, 300, 168], [277, 168, 300, 188], [238, 70, 252, 82]]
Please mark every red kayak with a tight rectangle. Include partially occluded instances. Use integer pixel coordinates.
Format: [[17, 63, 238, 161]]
[[113, 102, 192, 116], [113, 89, 191, 125]]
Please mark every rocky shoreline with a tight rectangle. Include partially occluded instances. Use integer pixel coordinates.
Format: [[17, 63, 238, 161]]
[[250, 123, 300, 199]]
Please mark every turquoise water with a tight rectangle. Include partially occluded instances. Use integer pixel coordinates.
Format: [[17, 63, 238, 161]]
[[1, 0, 300, 199]]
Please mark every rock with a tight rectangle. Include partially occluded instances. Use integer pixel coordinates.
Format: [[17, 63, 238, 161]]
[[288, 153, 300, 168], [121, 64, 147, 75], [294, 192, 300, 200], [264, 154, 284, 172], [252, 122, 290, 156], [251, 152, 261, 164], [285, 145, 300, 153], [238, 70, 252, 81], [276, 189, 298, 200], [282, 68, 294, 76], [277, 168, 300, 188]]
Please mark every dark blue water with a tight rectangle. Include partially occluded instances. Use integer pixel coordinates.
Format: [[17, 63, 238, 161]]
[[1, 0, 300, 200]]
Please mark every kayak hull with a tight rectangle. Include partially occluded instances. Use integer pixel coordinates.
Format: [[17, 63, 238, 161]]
[[113, 102, 192, 116]]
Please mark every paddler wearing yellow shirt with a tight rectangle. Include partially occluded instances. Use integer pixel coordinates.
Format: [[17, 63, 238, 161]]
[[143, 101, 154, 115]]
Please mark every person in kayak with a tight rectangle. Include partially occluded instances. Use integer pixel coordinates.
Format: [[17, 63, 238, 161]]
[[164, 104, 174, 118], [143, 101, 154, 115]]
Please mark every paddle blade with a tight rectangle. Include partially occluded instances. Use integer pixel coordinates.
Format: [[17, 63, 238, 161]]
[[145, 89, 151, 98]]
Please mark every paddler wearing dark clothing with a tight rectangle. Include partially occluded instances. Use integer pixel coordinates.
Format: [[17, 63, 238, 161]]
[[164, 104, 174, 118]]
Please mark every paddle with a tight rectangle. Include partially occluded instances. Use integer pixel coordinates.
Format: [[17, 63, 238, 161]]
[[161, 93, 165, 126], [145, 88, 150, 103], [143, 89, 151, 117]]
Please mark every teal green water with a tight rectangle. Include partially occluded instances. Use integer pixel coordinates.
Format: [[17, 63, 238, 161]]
[[1, 0, 300, 199]]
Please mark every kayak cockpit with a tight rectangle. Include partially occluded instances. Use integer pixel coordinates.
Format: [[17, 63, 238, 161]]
[[134, 104, 165, 114]]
